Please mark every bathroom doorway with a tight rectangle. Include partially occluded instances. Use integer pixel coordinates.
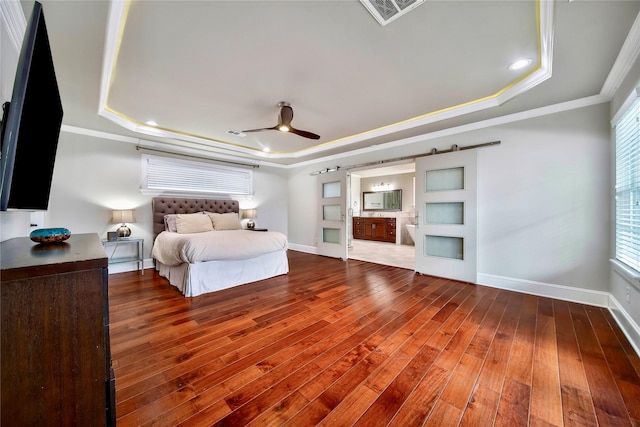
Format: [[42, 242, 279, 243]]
[[348, 162, 416, 270]]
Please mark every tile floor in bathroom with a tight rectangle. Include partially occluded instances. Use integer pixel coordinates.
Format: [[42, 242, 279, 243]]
[[348, 239, 415, 270]]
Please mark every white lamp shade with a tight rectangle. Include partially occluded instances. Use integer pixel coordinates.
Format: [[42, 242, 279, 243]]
[[242, 208, 257, 219], [112, 209, 136, 224]]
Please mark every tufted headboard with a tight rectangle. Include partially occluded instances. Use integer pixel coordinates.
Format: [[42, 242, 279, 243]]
[[152, 197, 239, 239]]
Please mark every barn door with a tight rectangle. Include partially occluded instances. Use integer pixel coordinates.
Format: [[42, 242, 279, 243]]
[[414, 150, 477, 283], [317, 170, 349, 259]]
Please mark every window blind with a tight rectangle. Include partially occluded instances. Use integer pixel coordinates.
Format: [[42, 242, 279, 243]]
[[615, 96, 640, 272], [141, 155, 253, 196]]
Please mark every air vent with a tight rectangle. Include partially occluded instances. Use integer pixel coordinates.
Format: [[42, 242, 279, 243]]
[[360, 0, 424, 26], [226, 130, 246, 137]]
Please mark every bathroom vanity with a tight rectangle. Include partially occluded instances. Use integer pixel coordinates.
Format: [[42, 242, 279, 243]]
[[352, 216, 397, 243]]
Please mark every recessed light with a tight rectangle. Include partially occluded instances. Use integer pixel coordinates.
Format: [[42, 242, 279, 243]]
[[145, 120, 158, 126], [508, 58, 532, 71]]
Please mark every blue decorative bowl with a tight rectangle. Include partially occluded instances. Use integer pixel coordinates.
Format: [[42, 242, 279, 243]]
[[30, 228, 71, 244]]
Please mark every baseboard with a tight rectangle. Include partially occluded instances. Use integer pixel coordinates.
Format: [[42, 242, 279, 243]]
[[608, 295, 640, 357], [287, 243, 318, 254], [106, 258, 153, 274], [477, 273, 610, 307]]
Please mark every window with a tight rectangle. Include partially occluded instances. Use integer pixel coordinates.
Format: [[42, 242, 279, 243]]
[[140, 155, 253, 196], [614, 95, 640, 273]]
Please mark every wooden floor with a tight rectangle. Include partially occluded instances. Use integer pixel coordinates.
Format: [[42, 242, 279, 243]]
[[109, 251, 640, 426]]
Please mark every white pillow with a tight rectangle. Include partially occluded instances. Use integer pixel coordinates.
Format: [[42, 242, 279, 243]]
[[207, 212, 242, 230], [175, 213, 214, 234], [163, 214, 178, 232]]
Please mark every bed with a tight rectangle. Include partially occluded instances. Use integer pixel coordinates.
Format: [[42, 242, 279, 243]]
[[151, 197, 289, 297]]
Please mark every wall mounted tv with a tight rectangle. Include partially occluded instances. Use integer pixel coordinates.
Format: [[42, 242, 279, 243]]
[[0, 1, 63, 211]]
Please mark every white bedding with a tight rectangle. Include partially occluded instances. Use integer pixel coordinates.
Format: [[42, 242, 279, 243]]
[[155, 251, 289, 297], [152, 229, 288, 266]]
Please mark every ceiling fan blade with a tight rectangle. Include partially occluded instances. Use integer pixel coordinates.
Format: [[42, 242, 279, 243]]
[[241, 126, 278, 133], [242, 103, 319, 139], [290, 127, 320, 140]]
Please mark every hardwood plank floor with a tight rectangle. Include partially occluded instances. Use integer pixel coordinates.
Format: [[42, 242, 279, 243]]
[[108, 251, 640, 426]]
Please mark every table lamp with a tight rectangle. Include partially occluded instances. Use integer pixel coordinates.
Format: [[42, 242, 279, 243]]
[[112, 209, 136, 238], [242, 208, 257, 229]]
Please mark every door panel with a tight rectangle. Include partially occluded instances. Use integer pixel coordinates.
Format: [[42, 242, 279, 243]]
[[317, 171, 349, 259], [415, 150, 477, 283]]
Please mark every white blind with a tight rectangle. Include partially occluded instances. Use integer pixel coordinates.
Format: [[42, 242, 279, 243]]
[[141, 155, 253, 195], [615, 97, 640, 272]]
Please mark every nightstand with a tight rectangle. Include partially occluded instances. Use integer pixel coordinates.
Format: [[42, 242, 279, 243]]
[[102, 237, 144, 274]]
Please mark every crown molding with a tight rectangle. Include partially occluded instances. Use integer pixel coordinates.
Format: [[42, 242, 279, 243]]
[[59, 124, 283, 168], [495, 0, 554, 104], [0, 0, 26, 52], [98, 0, 127, 117], [611, 86, 640, 126], [287, 94, 607, 169], [63, 93, 608, 171], [601, 11, 640, 99]]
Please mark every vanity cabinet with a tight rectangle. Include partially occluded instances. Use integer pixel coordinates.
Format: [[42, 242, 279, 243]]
[[1, 233, 115, 426], [353, 217, 396, 243]]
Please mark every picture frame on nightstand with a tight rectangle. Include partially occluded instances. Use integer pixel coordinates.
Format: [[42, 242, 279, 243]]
[[107, 231, 118, 241]]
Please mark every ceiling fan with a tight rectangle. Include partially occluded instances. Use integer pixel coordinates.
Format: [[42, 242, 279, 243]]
[[242, 102, 320, 140]]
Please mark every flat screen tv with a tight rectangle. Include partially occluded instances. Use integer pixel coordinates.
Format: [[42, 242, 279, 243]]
[[0, 1, 63, 211]]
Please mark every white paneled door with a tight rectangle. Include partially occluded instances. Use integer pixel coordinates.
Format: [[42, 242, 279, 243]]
[[317, 170, 349, 260], [414, 150, 477, 283]]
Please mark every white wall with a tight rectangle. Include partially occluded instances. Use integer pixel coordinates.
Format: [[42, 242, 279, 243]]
[[47, 133, 147, 237], [477, 106, 610, 293], [350, 175, 361, 216], [288, 103, 611, 295]]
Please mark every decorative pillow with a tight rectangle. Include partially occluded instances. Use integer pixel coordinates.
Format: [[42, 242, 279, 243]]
[[206, 212, 242, 230], [175, 213, 214, 234], [163, 214, 179, 232]]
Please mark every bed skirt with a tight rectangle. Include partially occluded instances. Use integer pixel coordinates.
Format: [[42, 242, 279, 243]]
[[155, 249, 289, 297]]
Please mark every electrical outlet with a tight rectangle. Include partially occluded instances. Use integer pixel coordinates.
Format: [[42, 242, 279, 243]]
[[627, 286, 631, 304]]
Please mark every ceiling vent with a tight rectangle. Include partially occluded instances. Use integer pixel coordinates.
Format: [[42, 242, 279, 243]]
[[360, 0, 425, 26], [226, 130, 246, 137]]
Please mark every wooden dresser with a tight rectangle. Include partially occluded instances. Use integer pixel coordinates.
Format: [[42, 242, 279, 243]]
[[352, 216, 396, 243], [1, 233, 115, 426]]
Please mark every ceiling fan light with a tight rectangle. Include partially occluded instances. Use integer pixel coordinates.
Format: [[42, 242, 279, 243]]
[[278, 125, 290, 132]]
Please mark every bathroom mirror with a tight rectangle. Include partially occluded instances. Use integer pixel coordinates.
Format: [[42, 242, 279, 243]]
[[363, 190, 402, 211]]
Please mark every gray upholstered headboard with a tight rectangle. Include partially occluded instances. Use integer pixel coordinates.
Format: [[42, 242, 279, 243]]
[[152, 197, 239, 239]]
